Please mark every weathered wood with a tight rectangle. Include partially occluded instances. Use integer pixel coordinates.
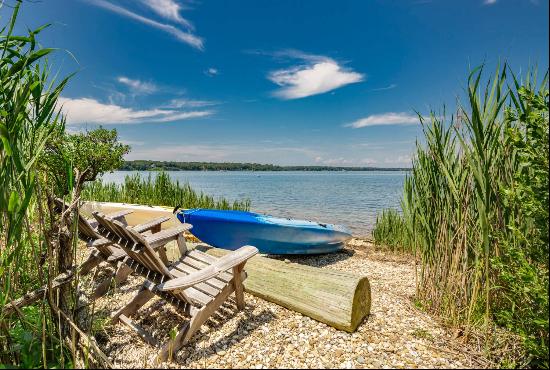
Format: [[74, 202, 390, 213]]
[[203, 246, 371, 332], [94, 211, 258, 362], [2, 271, 75, 316], [119, 314, 159, 347], [232, 263, 245, 310], [82, 202, 178, 229], [56, 305, 114, 369]]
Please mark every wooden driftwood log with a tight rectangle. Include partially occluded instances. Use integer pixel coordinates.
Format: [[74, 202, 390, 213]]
[[203, 246, 371, 332]]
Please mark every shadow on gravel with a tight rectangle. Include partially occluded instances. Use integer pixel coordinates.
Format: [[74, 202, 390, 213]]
[[176, 308, 276, 364], [267, 248, 355, 267]]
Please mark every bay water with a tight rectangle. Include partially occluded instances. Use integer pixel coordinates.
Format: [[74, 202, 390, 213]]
[[101, 171, 407, 236]]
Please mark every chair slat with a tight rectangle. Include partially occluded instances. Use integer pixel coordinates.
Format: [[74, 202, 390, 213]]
[[172, 261, 227, 290], [167, 265, 220, 297], [181, 255, 232, 283], [106, 218, 156, 270]]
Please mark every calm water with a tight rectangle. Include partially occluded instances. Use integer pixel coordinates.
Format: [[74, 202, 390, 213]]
[[101, 171, 407, 236]]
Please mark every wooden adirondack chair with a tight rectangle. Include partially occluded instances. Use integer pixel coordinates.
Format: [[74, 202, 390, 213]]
[[92, 211, 258, 363], [52, 198, 171, 298]]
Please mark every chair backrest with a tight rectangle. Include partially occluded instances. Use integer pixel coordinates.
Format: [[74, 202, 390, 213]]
[[92, 211, 173, 279], [93, 211, 197, 305], [53, 198, 101, 241]]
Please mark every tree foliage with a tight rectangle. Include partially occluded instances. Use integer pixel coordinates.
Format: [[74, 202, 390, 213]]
[[41, 127, 130, 195]]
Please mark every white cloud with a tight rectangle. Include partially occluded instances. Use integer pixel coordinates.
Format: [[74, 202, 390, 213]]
[[314, 157, 378, 166], [89, 0, 203, 50], [484, 0, 497, 4], [117, 76, 158, 94], [141, 0, 194, 29], [384, 155, 412, 165], [165, 98, 219, 108], [204, 67, 219, 77], [265, 51, 364, 99], [58, 97, 212, 124], [346, 112, 419, 128], [127, 144, 320, 162]]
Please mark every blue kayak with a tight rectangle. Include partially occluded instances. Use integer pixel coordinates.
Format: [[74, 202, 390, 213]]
[[176, 209, 352, 255]]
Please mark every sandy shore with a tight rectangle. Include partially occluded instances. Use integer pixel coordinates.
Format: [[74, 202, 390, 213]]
[[77, 238, 491, 369]]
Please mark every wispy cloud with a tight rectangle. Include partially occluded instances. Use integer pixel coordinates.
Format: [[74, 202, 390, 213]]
[[484, 0, 497, 4], [117, 76, 158, 94], [58, 97, 213, 124], [315, 157, 378, 166], [87, 0, 204, 50], [262, 50, 364, 99], [384, 155, 412, 165], [371, 83, 397, 92], [141, 0, 194, 29], [126, 144, 320, 162], [165, 98, 219, 108], [346, 112, 419, 128]]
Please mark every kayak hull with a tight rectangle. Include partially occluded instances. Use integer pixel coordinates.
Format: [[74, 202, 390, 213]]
[[176, 209, 352, 255]]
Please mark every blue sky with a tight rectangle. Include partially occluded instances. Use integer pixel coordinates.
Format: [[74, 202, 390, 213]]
[[11, 0, 549, 166]]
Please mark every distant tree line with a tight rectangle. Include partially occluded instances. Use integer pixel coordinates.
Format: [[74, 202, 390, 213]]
[[119, 160, 411, 172]]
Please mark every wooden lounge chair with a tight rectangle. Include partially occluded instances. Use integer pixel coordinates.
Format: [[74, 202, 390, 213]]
[[92, 211, 258, 363], [52, 198, 171, 298]]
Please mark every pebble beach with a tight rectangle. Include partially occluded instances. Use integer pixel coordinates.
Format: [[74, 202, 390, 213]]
[[79, 238, 491, 368]]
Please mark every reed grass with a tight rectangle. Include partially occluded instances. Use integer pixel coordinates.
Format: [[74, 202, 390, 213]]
[[372, 65, 549, 367], [372, 209, 409, 253], [81, 171, 251, 211], [1, 2, 73, 366]]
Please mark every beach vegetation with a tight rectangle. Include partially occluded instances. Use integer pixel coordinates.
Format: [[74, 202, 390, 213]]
[[0, 4, 248, 367], [81, 171, 251, 211], [372, 65, 549, 367]]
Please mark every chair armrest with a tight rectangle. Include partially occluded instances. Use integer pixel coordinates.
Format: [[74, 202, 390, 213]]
[[210, 245, 258, 271], [145, 223, 192, 249], [157, 245, 258, 292], [132, 216, 171, 233], [105, 209, 133, 221]]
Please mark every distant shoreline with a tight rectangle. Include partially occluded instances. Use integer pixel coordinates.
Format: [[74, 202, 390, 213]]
[[120, 160, 411, 172]]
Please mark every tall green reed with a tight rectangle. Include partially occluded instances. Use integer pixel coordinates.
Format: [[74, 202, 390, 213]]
[[81, 172, 251, 211], [372, 65, 549, 366], [372, 209, 409, 253], [1, 2, 72, 366]]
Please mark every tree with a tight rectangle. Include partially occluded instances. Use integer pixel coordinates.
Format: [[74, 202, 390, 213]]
[[41, 126, 130, 196]]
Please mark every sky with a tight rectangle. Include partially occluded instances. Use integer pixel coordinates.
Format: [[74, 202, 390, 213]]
[[8, 0, 549, 167]]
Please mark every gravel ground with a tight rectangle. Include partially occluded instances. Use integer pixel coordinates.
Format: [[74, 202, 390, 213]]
[[79, 238, 491, 368]]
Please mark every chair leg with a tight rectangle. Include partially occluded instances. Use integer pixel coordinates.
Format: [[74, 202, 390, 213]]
[[93, 274, 114, 300], [232, 263, 246, 310], [156, 281, 237, 363], [113, 262, 133, 286], [79, 251, 103, 276], [158, 246, 169, 265], [176, 234, 187, 258], [92, 262, 133, 299], [111, 282, 155, 324]]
